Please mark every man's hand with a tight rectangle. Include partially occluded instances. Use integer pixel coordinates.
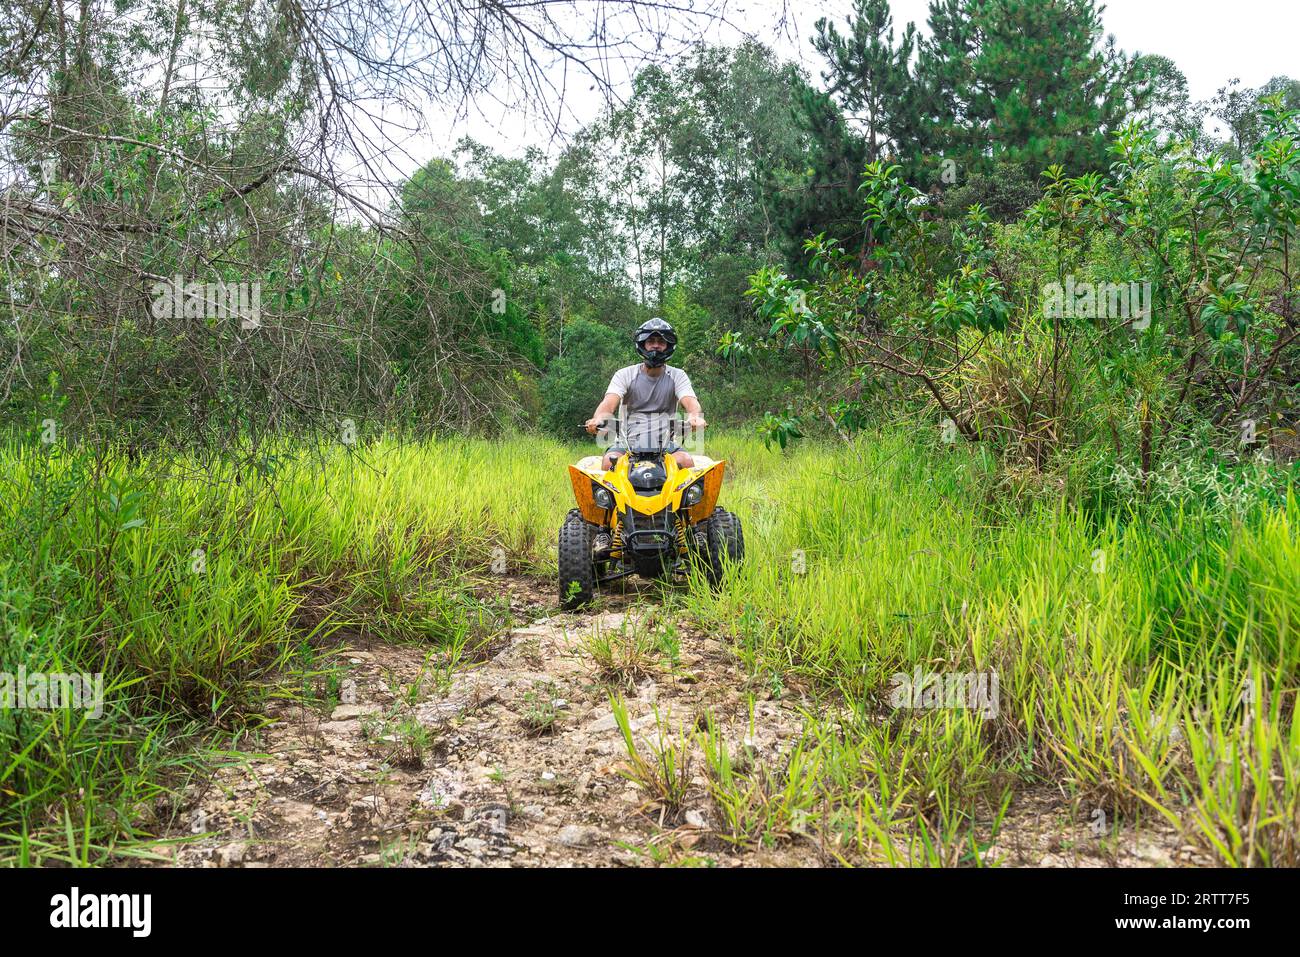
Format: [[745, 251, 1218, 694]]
[[584, 417, 603, 435], [686, 413, 707, 430]]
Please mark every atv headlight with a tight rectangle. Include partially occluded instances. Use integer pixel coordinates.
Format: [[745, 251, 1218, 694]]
[[592, 484, 614, 510], [682, 481, 704, 506]]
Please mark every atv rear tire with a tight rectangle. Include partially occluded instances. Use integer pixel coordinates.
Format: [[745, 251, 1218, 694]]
[[696, 506, 744, 585], [558, 508, 598, 609]]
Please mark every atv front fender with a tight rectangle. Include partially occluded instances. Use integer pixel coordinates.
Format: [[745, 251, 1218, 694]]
[[680, 460, 726, 522], [568, 464, 612, 525]]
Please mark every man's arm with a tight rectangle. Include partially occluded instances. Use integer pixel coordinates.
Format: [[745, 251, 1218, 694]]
[[672, 369, 706, 428], [680, 394, 706, 428], [587, 367, 631, 433], [585, 393, 620, 434]]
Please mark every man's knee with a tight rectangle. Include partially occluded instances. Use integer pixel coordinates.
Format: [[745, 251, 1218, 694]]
[[672, 450, 694, 469]]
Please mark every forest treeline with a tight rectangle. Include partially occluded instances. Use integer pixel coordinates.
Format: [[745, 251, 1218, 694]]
[[1, 0, 1296, 500]]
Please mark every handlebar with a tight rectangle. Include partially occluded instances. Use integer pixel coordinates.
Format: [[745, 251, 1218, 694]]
[[582, 412, 705, 453]]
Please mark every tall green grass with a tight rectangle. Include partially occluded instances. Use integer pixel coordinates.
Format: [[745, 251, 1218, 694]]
[[1, 427, 1294, 865], [684, 428, 1299, 865], [0, 434, 576, 863]]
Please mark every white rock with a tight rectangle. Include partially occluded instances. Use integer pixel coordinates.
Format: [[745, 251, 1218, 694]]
[[556, 825, 598, 848], [317, 719, 361, 736], [216, 844, 246, 867], [329, 704, 376, 721], [457, 837, 490, 855], [586, 710, 657, 734]]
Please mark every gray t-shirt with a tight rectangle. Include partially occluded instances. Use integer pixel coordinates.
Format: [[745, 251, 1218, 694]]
[[605, 364, 695, 448]]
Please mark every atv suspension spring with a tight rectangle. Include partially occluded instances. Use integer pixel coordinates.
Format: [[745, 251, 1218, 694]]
[[674, 515, 687, 553]]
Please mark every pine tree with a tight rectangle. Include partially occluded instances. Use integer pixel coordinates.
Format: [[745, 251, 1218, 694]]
[[812, 0, 918, 166], [912, 0, 981, 183], [769, 77, 871, 270], [914, 0, 1148, 180]]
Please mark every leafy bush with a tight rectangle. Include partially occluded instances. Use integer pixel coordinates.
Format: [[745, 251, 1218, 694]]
[[539, 319, 628, 438], [747, 102, 1300, 507], [933, 161, 1042, 222]]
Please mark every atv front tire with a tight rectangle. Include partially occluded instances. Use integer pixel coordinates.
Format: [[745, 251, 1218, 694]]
[[558, 508, 598, 609], [695, 506, 744, 585]]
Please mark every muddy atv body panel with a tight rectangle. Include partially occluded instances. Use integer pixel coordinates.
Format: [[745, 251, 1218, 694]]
[[557, 428, 743, 608]]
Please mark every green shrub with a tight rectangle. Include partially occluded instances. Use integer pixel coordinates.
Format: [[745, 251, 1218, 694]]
[[539, 319, 627, 438]]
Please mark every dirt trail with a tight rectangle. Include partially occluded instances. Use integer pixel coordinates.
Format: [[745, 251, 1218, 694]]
[[149, 576, 1207, 868], [153, 577, 814, 867]]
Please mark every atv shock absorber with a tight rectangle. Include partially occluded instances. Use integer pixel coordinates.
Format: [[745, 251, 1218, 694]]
[[674, 513, 687, 555], [611, 520, 623, 557]]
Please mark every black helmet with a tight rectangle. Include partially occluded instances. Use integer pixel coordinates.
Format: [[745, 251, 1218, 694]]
[[634, 317, 676, 367]]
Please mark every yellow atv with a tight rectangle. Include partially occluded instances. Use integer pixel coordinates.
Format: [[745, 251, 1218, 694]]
[[558, 426, 744, 608]]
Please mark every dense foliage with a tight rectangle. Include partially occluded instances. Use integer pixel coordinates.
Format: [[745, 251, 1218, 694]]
[[3, 1, 1294, 485]]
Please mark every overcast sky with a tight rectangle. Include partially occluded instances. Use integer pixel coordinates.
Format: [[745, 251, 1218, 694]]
[[413, 0, 1297, 169]]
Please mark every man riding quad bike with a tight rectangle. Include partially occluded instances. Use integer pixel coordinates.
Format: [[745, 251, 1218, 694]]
[[558, 318, 744, 608]]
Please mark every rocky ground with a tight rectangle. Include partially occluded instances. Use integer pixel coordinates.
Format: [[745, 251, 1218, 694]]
[[142, 576, 1211, 868]]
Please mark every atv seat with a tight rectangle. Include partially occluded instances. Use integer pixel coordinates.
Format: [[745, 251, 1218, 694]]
[[576, 453, 716, 475]]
